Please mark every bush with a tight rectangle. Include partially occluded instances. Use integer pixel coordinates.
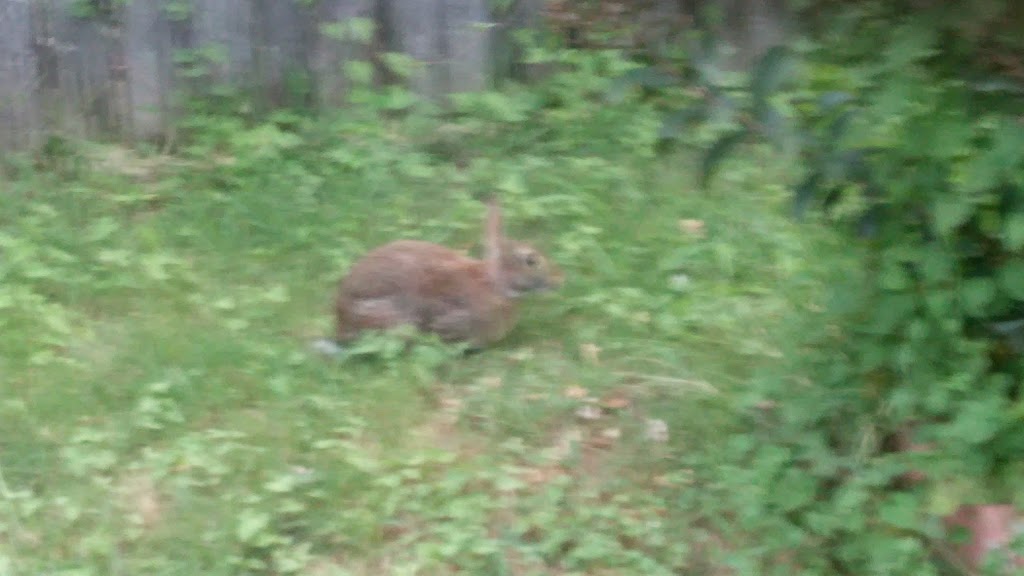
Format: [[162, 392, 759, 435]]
[[610, 1, 1024, 573]]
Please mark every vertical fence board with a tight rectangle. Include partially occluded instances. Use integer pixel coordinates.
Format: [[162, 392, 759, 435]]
[[124, 1, 193, 141], [251, 0, 315, 109], [443, 0, 491, 93], [387, 0, 446, 101], [193, 0, 254, 89], [312, 0, 375, 109], [0, 0, 40, 150], [496, 0, 544, 82], [124, 0, 170, 140], [48, 1, 129, 138]]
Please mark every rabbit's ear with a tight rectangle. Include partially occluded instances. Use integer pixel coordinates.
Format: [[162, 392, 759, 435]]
[[484, 197, 503, 285]]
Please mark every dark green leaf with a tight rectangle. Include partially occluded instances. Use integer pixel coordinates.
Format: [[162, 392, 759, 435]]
[[707, 87, 739, 125], [605, 67, 679, 103], [755, 102, 790, 151], [818, 91, 854, 110], [865, 293, 917, 334], [961, 278, 996, 317], [969, 78, 1024, 96], [751, 46, 795, 112], [793, 171, 822, 219], [658, 105, 708, 141], [700, 128, 749, 190], [856, 181, 884, 238], [1002, 211, 1024, 251], [932, 197, 973, 237], [772, 468, 818, 512], [949, 394, 1006, 445], [989, 318, 1024, 354], [879, 493, 921, 531], [998, 259, 1024, 300], [857, 206, 881, 238], [828, 110, 855, 147], [990, 318, 1024, 337]]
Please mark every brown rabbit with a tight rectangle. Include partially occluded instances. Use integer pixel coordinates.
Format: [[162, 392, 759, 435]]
[[327, 198, 563, 352]]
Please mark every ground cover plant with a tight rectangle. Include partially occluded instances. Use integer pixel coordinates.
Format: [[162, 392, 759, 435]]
[[0, 42, 846, 574]]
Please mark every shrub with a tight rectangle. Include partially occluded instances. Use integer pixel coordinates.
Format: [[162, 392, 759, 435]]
[[610, 1, 1024, 573]]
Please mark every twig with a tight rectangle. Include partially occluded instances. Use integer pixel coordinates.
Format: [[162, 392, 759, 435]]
[[612, 370, 719, 394]]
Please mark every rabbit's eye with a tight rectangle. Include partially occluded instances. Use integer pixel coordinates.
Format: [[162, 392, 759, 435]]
[[524, 253, 539, 267]]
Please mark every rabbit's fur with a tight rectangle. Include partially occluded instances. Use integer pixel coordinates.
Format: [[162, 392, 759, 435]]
[[331, 199, 563, 349]]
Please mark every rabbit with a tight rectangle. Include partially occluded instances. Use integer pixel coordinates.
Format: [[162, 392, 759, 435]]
[[318, 198, 563, 355]]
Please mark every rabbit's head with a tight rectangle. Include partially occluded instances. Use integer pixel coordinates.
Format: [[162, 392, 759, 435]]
[[497, 239, 564, 297], [484, 198, 564, 298]]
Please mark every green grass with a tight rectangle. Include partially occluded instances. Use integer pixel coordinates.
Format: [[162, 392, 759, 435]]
[[0, 88, 843, 575]]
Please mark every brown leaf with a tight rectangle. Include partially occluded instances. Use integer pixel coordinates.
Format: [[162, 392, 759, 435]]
[[601, 427, 621, 440], [678, 218, 706, 237], [564, 384, 589, 400], [600, 394, 631, 410], [579, 342, 601, 364]]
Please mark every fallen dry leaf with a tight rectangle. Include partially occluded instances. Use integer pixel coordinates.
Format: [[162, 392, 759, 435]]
[[600, 394, 631, 410], [645, 418, 669, 443], [117, 470, 163, 528], [440, 397, 463, 412], [480, 376, 503, 389], [579, 342, 601, 364], [564, 384, 589, 400], [576, 404, 603, 421], [520, 465, 566, 486], [678, 218, 706, 237]]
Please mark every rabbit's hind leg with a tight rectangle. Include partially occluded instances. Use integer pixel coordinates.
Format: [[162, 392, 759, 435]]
[[348, 297, 415, 333]]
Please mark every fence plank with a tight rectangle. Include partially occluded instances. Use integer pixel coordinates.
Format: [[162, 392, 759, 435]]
[[124, 0, 171, 140], [251, 0, 315, 109], [443, 0, 491, 93], [311, 0, 376, 109], [47, 1, 129, 138], [193, 0, 254, 89], [387, 0, 446, 101], [0, 0, 41, 150]]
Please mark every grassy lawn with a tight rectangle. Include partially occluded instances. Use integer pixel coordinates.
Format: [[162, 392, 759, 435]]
[[0, 86, 845, 574]]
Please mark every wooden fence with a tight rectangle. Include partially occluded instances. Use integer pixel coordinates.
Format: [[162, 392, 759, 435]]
[[0, 0, 533, 150], [0, 0, 787, 152]]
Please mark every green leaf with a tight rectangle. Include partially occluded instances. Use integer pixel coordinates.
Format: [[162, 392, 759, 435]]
[[949, 394, 1006, 445], [605, 67, 678, 103], [700, 128, 748, 189], [772, 468, 818, 512], [236, 509, 270, 543], [881, 23, 937, 71], [865, 293, 917, 334], [755, 102, 789, 150], [818, 91, 854, 110], [1003, 211, 1024, 250], [751, 46, 794, 111], [927, 478, 974, 517], [998, 259, 1024, 300], [932, 197, 973, 237], [879, 493, 921, 531], [658, 105, 707, 140], [961, 277, 996, 317], [793, 171, 822, 218]]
